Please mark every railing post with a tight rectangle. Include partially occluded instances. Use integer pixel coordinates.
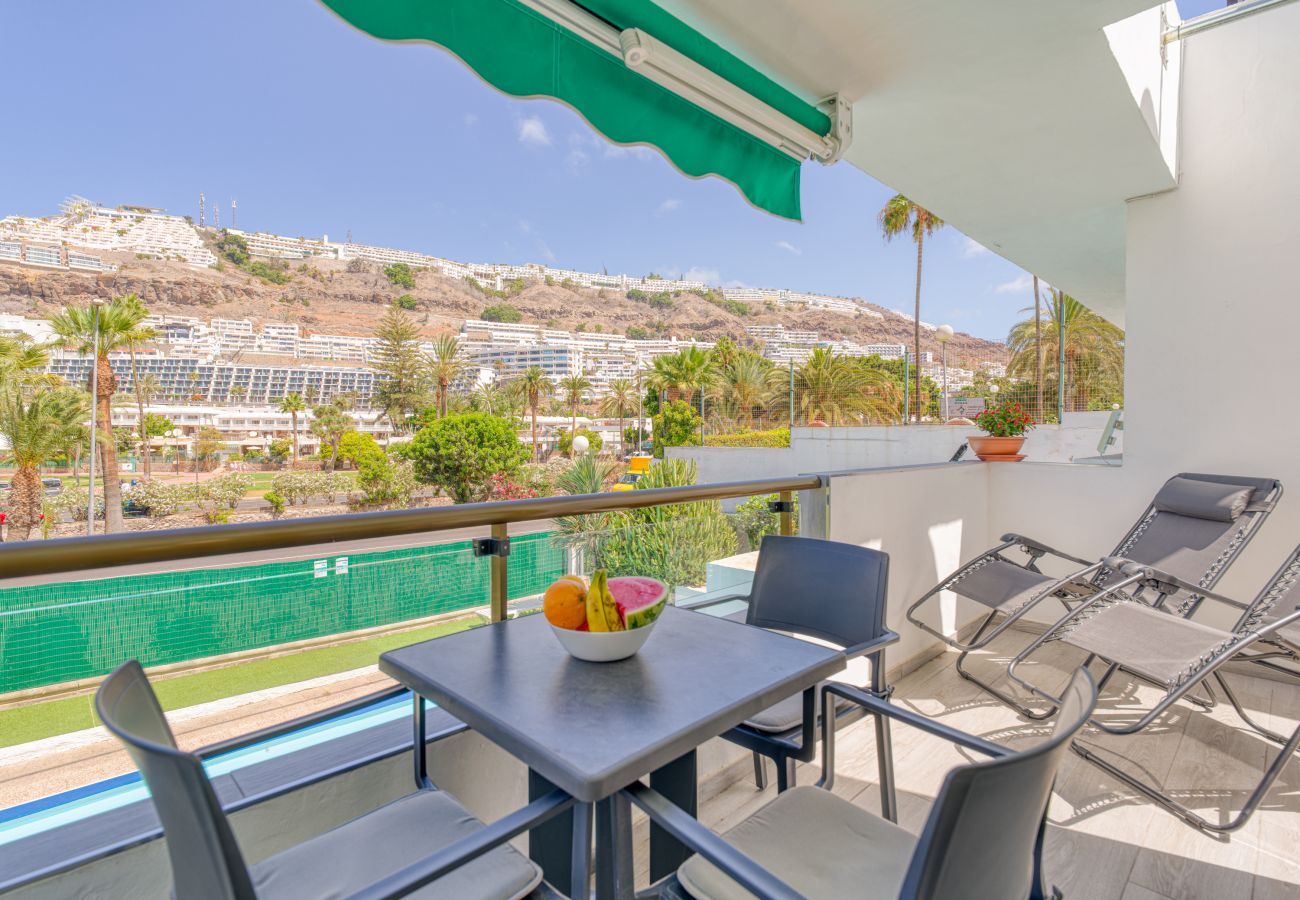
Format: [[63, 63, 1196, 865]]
[[490, 522, 509, 623], [778, 490, 794, 537]]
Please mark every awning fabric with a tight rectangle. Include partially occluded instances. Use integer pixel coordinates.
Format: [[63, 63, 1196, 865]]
[[320, 0, 829, 220]]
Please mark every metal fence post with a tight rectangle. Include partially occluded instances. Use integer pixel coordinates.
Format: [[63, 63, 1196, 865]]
[[490, 523, 509, 622], [778, 490, 794, 537]]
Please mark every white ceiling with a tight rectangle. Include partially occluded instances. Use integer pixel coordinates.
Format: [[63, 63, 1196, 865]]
[[655, 0, 1180, 325]]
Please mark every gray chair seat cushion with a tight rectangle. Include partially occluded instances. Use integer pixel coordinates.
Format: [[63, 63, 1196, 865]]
[[250, 789, 543, 900], [949, 559, 1064, 614], [1061, 601, 1233, 688], [677, 785, 917, 899], [741, 681, 857, 733]]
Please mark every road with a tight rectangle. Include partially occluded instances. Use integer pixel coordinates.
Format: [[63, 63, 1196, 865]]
[[0, 519, 557, 588]]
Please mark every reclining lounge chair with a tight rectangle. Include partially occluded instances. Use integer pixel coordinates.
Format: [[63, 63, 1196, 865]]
[[905, 473, 1282, 717], [1008, 544, 1300, 833]]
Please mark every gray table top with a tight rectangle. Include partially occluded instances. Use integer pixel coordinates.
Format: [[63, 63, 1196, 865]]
[[380, 605, 845, 802]]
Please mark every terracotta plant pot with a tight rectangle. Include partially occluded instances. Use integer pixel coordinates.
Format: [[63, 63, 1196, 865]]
[[968, 435, 1027, 462]]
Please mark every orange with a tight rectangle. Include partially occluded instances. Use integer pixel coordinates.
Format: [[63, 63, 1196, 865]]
[[543, 578, 588, 630]]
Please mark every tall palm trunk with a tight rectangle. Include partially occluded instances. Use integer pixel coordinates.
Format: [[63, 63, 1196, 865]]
[[96, 355, 124, 532], [530, 404, 539, 462], [129, 345, 150, 478], [290, 410, 299, 465], [1033, 275, 1043, 422], [9, 464, 43, 541], [912, 234, 925, 423]]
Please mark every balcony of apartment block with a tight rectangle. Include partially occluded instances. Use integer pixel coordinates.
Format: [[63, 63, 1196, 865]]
[[1, 453, 1297, 900]]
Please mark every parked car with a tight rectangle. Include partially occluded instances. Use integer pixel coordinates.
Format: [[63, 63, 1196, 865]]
[[42, 478, 62, 496]]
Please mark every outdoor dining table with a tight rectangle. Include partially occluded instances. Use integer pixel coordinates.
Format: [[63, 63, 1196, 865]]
[[379, 603, 845, 899]]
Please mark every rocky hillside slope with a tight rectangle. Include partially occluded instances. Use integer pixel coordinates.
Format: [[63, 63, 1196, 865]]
[[0, 255, 1006, 361]]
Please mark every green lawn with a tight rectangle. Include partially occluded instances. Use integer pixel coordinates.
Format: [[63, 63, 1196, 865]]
[[0, 615, 482, 750]]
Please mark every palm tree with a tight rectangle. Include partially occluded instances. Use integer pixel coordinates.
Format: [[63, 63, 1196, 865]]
[[129, 363, 160, 478], [558, 372, 592, 451], [710, 353, 775, 430], [50, 294, 150, 533], [1006, 292, 1124, 414], [0, 389, 84, 539], [0, 334, 56, 390], [600, 378, 637, 455], [122, 319, 158, 481], [518, 367, 553, 462], [279, 392, 306, 466], [785, 348, 900, 426], [878, 194, 944, 423], [645, 347, 715, 403], [426, 333, 468, 418]]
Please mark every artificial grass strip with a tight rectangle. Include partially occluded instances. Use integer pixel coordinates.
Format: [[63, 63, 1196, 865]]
[[0, 616, 479, 750]]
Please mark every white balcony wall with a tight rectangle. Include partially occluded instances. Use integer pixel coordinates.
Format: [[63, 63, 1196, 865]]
[[822, 462, 991, 669]]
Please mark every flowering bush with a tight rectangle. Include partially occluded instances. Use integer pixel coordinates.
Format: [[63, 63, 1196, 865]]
[[975, 401, 1035, 437], [487, 472, 539, 501]]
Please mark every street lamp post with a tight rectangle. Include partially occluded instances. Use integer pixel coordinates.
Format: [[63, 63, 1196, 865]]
[[86, 297, 105, 535], [936, 324, 954, 422]]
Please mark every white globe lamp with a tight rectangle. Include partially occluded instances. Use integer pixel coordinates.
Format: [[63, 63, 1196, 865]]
[[572, 434, 590, 456]]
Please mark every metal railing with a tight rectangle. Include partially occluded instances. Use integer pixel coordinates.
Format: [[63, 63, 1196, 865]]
[[0, 475, 821, 621]]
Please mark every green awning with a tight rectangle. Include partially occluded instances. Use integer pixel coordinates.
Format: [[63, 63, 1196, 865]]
[[319, 0, 834, 220]]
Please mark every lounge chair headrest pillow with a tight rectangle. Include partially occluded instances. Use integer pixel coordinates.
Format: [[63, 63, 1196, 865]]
[[1153, 476, 1253, 522]]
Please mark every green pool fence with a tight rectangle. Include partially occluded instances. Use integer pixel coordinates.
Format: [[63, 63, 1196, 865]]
[[0, 532, 564, 695]]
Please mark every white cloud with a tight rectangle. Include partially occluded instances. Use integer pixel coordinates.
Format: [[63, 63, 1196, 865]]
[[656, 198, 681, 215], [604, 142, 657, 161], [961, 236, 989, 258], [993, 274, 1034, 294], [517, 116, 552, 147], [774, 240, 802, 256], [683, 267, 721, 285]]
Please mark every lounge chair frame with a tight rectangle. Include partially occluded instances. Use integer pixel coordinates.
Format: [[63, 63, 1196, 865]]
[[1007, 548, 1300, 833], [905, 474, 1281, 719]]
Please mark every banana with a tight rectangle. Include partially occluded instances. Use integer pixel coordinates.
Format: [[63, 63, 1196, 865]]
[[600, 570, 625, 632], [586, 570, 611, 632]]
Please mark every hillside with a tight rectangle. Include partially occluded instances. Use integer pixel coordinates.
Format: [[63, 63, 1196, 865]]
[[0, 255, 1006, 361]]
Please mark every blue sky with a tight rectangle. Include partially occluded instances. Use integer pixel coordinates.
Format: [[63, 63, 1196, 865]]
[[1, 1, 1218, 341]]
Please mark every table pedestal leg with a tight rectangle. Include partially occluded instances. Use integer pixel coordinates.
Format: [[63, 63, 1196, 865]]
[[528, 769, 575, 890], [649, 750, 697, 883], [595, 793, 634, 899]]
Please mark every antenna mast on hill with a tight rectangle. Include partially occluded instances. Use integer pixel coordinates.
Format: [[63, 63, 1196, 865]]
[[231, 198, 237, 229], [214, 205, 220, 230], [346, 229, 353, 244], [199, 192, 206, 228]]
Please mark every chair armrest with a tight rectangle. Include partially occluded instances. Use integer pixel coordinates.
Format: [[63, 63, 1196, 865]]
[[823, 684, 1010, 758], [198, 685, 414, 759], [1002, 533, 1095, 568], [622, 782, 804, 900], [343, 789, 575, 900], [1112, 560, 1250, 612], [843, 630, 900, 660], [678, 591, 750, 612]]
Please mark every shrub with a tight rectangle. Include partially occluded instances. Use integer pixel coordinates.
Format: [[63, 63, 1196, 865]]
[[487, 472, 539, 501], [204, 473, 252, 511], [590, 460, 736, 589], [703, 428, 791, 448], [384, 263, 417, 289], [355, 456, 415, 508], [481, 302, 523, 323], [733, 493, 798, 550], [263, 489, 286, 517], [126, 481, 193, 518], [652, 400, 702, 457], [395, 293, 418, 310], [402, 412, 529, 503]]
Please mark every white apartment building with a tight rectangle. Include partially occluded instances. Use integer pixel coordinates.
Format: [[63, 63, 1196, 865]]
[[109, 404, 392, 453], [863, 343, 907, 359], [745, 324, 820, 346], [0, 204, 215, 267]]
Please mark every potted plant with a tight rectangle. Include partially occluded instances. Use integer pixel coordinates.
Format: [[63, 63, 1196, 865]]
[[970, 400, 1034, 461]]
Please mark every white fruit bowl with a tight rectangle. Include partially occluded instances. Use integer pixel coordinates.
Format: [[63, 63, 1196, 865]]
[[550, 621, 658, 662]]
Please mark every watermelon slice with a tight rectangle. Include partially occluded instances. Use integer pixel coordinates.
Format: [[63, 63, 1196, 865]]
[[608, 576, 669, 630]]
